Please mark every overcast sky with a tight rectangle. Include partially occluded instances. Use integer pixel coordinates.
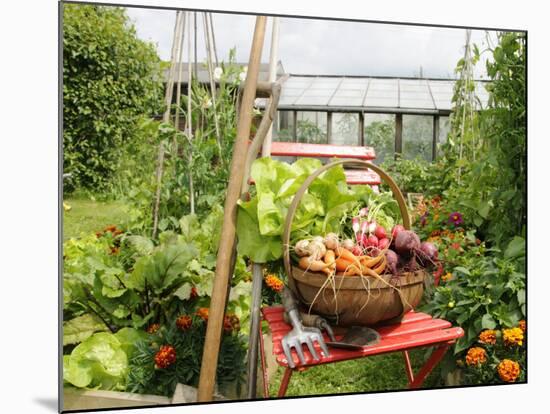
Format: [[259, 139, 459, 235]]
[[125, 6, 499, 79]]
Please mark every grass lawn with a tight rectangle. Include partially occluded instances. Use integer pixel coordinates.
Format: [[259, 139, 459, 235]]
[[268, 347, 444, 397], [63, 197, 128, 240]]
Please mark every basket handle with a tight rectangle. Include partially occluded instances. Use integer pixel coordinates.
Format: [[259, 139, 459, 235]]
[[283, 159, 411, 285]]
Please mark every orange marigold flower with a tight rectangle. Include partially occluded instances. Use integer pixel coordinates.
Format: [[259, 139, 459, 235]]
[[503, 327, 523, 347], [110, 246, 120, 255], [176, 315, 192, 331], [196, 307, 209, 321], [265, 274, 284, 293], [441, 272, 453, 282], [465, 347, 487, 366], [479, 329, 497, 345], [146, 323, 160, 334], [223, 313, 240, 333], [518, 320, 526, 333], [154, 345, 176, 369], [497, 359, 520, 383], [190, 287, 198, 299]]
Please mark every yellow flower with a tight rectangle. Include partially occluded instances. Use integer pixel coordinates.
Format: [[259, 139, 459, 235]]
[[502, 327, 524, 347], [497, 359, 520, 382], [441, 272, 453, 282], [465, 347, 487, 366], [479, 329, 497, 345], [265, 274, 284, 293]]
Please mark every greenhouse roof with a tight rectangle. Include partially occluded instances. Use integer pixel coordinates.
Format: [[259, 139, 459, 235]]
[[262, 75, 490, 115]]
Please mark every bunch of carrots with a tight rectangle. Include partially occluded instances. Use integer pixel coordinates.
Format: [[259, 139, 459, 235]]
[[294, 233, 387, 277]]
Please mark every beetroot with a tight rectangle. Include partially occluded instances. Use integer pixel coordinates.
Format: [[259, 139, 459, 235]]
[[386, 249, 399, 275], [418, 241, 439, 267], [420, 241, 438, 261], [391, 224, 405, 239], [394, 230, 421, 257]]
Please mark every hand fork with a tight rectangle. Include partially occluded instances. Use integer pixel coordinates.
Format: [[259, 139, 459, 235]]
[[281, 288, 330, 368]]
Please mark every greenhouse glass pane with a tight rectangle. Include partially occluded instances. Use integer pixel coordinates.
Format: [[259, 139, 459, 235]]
[[295, 96, 331, 106], [399, 80, 434, 109], [296, 111, 328, 144], [364, 113, 395, 164], [273, 110, 295, 142], [310, 78, 341, 89], [331, 113, 359, 146], [437, 116, 451, 157], [428, 80, 455, 110], [329, 97, 364, 107], [402, 115, 433, 161], [365, 79, 398, 108]]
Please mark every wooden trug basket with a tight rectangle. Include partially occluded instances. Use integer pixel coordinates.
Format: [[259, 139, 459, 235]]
[[282, 159, 427, 327]]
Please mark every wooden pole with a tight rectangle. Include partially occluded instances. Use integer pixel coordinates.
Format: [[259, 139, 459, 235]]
[[196, 15, 267, 402], [152, 11, 183, 239], [261, 16, 280, 157], [187, 12, 195, 215]]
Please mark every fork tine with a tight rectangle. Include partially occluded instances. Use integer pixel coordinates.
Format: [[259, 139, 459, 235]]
[[282, 339, 295, 369], [294, 342, 306, 366], [305, 336, 319, 361]]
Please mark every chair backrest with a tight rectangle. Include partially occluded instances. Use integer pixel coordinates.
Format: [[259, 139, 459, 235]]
[[270, 142, 381, 187]]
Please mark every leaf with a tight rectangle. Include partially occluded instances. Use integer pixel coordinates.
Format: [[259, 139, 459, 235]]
[[179, 214, 199, 243], [229, 281, 252, 302], [124, 235, 154, 256], [453, 267, 471, 276], [173, 283, 193, 300], [64, 332, 128, 390], [63, 314, 109, 346], [504, 236, 525, 259], [478, 201, 491, 219], [481, 313, 497, 330], [516, 289, 525, 305]]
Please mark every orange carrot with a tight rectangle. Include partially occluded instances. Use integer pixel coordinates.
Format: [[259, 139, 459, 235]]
[[335, 247, 362, 268], [335, 257, 354, 272]]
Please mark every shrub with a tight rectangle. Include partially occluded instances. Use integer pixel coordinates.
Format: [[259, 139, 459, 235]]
[[63, 4, 162, 193]]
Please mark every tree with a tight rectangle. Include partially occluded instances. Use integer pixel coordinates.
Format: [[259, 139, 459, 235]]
[[63, 4, 162, 192]]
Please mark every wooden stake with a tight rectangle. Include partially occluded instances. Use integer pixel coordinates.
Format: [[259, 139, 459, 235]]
[[152, 11, 184, 239], [196, 15, 267, 402]]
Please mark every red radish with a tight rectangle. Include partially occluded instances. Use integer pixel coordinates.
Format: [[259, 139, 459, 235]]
[[359, 207, 369, 217], [352, 217, 360, 242], [378, 237, 390, 250], [374, 225, 387, 240], [368, 221, 377, 235], [363, 234, 379, 248], [391, 224, 405, 239], [351, 245, 362, 256]]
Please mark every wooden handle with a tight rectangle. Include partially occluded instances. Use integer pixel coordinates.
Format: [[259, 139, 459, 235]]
[[282, 159, 410, 286]]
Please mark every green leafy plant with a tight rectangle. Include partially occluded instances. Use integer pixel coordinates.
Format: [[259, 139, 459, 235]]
[[421, 236, 525, 354], [63, 328, 146, 391], [236, 157, 399, 263], [126, 317, 247, 397], [63, 4, 162, 193]]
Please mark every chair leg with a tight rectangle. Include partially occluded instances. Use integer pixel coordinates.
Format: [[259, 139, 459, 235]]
[[277, 367, 294, 397], [408, 344, 450, 389], [402, 351, 415, 385], [258, 320, 270, 398]]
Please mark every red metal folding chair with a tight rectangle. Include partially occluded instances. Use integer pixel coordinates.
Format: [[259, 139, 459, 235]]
[[259, 306, 464, 397]]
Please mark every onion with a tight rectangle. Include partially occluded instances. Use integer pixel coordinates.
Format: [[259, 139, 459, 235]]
[[308, 240, 326, 260], [418, 241, 439, 267], [342, 239, 355, 250], [295, 240, 310, 257]]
